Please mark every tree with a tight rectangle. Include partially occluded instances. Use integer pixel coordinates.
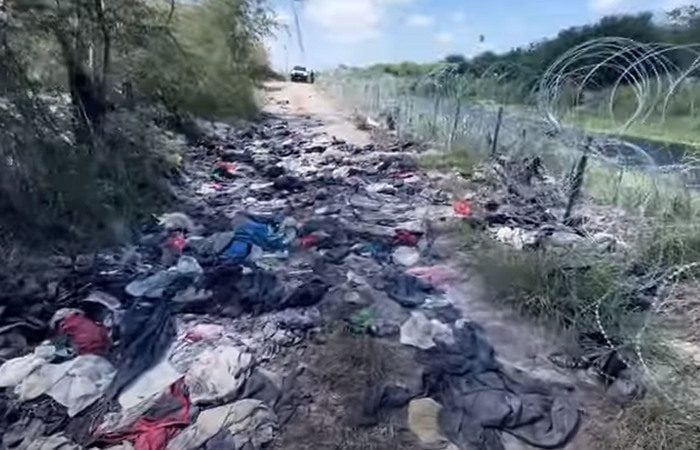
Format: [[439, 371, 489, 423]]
[[444, 54, 466, 64]]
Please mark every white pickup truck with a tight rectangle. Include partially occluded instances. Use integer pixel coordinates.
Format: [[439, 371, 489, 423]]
[[290, 66, 314, 83]]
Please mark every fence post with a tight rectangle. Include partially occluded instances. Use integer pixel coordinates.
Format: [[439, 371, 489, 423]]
[[491, 106, 504, 156], [448, 100, 461, 152], [564, 138, 591, 220]]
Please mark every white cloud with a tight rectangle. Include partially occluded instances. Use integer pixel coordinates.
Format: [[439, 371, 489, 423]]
[[304, 0, 417, 43], [664, 0, 699, 8], [589, 0, 626, 14], [406, 13, 434, 27], [435, 31, 455, 46], [305, 0, 381, 42]]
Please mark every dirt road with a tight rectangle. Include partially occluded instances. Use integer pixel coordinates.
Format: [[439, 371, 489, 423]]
[[0, 82, 613, 450], [264, 81, 371, 146], [259, 82, 611, 449]]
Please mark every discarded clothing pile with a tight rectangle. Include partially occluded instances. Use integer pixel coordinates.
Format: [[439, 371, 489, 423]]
[[0, 108, 592, 450], [375, 318, 581, 449]]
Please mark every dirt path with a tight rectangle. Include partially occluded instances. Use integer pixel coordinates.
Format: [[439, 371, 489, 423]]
[[261, 83, 612, 449], [264, 81, 371, 147], [0, 82, 616, 450]]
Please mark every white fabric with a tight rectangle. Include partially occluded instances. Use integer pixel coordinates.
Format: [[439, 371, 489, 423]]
[[168, 400, 276, 450], [0, 347, 53, 388], [185, 346, 253, 404], [119, 352, 183, 409], [400, 312, 454, 350], [17, 355, 115, 417]]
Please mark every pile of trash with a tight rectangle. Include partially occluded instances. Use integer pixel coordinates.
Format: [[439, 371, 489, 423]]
[[0, 111, 587, 450], [462, 155, 629, 253]]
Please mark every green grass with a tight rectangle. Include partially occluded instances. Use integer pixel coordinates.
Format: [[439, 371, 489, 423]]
[[420, 148, 480, 176], [572, 114, 700, 151], [585, 162, 699, 220], [473, 240, 638, 341]]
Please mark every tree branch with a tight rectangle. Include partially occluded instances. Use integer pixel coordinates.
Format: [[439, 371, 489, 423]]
[[93, 0, 109, 93]]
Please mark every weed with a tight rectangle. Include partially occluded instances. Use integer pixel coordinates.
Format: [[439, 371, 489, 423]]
[[420, 148, 480, 176], [474, 240, 639, 339], [349, 308, 375, 334], [596, 393, 700, 450]]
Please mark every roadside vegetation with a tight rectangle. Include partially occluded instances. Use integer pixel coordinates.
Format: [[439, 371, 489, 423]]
[[0, 0, 274, 251], [321, 5, 700, 449]]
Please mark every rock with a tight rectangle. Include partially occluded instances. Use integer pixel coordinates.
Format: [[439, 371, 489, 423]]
[[392, 246, 420, 267]]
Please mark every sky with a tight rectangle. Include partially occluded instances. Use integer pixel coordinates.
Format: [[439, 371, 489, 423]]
[[266, 0, 699, 71]]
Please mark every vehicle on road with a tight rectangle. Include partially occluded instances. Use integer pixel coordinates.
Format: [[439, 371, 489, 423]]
[[290, 66, 314, 83]]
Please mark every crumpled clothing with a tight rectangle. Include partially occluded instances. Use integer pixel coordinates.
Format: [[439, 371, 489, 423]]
[[107, 300, 175, 400], [393, 229, 421, 246], [418, 320, 580, 449], [400, 312, 454, 350], [185, 346, 253, 404], [57, 312, 111, 355], [386, 272, 434, 307], [119, 354, 183, 410], [203, 265, 328, 315], [82, 291, 123, 328], [126, 257, 203, 298], [165, 232, 187, 254], [0, 345, 55, 388], [167, 399, 277, 450], [453, 200, 472, 217], [392, 246, 420, 267], [406, 266, 458, 290], [184, 324, 224, 343], [102, 381, 191, 450], [16, 354, 116, 417], [222, 218, 287, 262], [9, 430, 80, 450]]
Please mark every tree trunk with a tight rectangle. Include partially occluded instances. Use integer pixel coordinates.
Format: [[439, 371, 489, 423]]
[[56, 31, 107, 143]]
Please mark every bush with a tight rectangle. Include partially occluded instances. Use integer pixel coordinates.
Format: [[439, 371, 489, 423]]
[[0, 103, 181, 248], [473, 241, 638, 340], [0, 0, 273, 249]]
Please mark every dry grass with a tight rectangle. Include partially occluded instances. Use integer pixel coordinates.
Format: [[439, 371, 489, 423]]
[[273, 327, 422, 450], [596, 394, 700, 450]]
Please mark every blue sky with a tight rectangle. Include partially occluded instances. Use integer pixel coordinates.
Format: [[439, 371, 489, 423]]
[[266, 0, 698, 71]]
